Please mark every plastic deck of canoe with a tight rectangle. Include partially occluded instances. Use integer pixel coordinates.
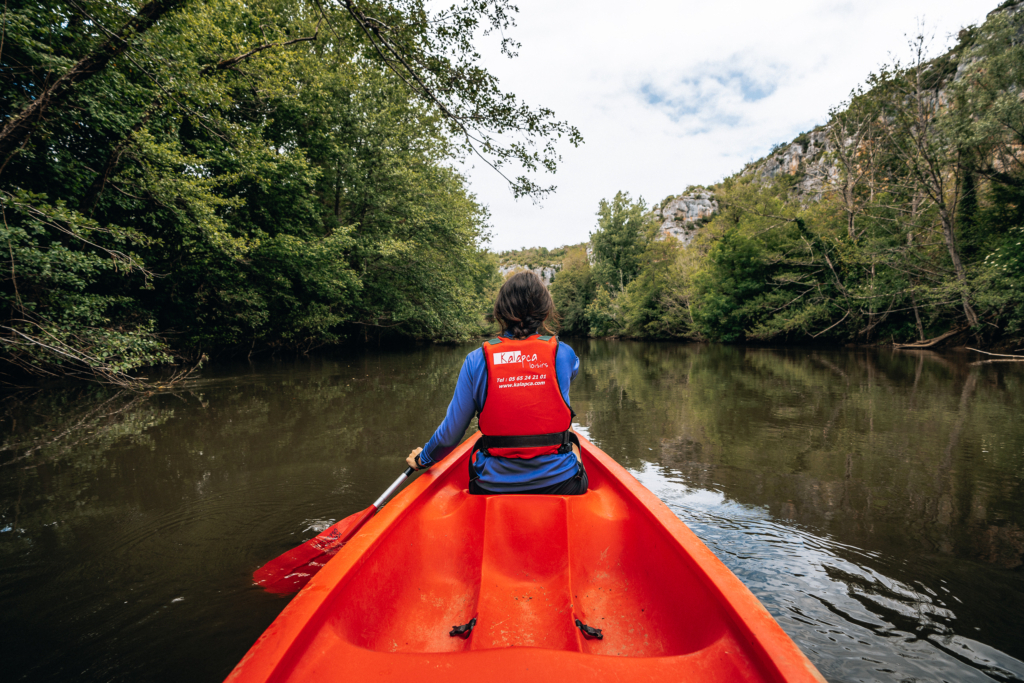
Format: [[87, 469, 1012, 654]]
[[228, 433, 826, 683]]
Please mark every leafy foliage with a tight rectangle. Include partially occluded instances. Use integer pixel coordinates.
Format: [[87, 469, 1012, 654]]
[[590, 191, 655, 293], [497, 245, 576, 270], [691, 228, 768, 342], [548, 247, 593, 336], [0, 0, 569, 383]]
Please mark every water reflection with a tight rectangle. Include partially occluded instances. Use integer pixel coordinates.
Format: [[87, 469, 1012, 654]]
[[0, 342, 1022, 682], [573, 341, 1024, 682], [635, 464, 1024, 682], [573, 343, 1024, 570]]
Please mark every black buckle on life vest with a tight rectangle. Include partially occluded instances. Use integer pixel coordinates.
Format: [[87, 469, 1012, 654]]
[[477, 430, 574, 452]]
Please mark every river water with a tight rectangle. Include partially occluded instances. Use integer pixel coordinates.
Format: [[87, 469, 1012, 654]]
[[1, 341, 1022, 682]]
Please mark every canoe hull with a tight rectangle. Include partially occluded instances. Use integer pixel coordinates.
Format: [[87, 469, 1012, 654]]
[[229, 433, 825, 683]]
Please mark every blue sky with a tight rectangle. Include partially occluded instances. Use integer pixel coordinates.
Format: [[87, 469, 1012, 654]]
[[460, 0, 990, 252], [641, 61, 784, 122]]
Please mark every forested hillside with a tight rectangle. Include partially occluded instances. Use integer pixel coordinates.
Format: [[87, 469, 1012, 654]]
[[553, 4, 1024, 349], [0, 0, 579, 384]]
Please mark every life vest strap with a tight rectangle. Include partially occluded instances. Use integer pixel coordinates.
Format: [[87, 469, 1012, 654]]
[[477, 430, 580, 453]]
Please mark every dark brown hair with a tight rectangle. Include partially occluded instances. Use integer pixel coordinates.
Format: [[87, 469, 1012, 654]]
[[493, 271, 557, 339]]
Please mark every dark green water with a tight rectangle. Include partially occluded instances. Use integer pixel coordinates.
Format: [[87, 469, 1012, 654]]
[[1, 342, 1022, 682]]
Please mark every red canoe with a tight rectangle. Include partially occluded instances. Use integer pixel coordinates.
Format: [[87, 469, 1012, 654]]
[[228, 433, 825, 683]]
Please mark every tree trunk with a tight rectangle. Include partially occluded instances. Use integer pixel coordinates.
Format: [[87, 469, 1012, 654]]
[[938, 207, 979, 326], [0, 0, 184, 165]]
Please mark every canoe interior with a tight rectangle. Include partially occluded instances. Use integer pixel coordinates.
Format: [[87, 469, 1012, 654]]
[[232, 435, 825, 683], [334, 480, 727, 657]]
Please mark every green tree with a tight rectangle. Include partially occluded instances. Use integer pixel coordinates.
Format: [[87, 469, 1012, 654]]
[[549, 247, 593, 336], [585, 287, 621, 338], [690, 228, 768, 342], [619, 237, 680, 338], [590, 192, 655, 293]]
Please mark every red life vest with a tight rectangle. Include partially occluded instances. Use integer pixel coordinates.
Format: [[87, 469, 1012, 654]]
[[477, 334, 573, 459]]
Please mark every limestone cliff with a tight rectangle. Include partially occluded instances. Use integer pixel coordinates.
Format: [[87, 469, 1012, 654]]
[[496, 244, 586, 286], [741, 127, 834, 198], [656, 192, 718, 245], [498, 264, 560, 285]]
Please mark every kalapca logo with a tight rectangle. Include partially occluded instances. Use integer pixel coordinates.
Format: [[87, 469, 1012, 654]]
[[493, 350, 522, 365]]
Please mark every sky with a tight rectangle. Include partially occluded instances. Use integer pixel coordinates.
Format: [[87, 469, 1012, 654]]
[[458, 0, 993, 253]]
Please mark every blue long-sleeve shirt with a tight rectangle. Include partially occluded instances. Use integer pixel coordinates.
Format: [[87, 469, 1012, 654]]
[[419, 335, 580, 492]]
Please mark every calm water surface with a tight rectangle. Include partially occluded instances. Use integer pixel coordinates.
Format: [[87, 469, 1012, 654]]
[[1, 342, 1022, 682]]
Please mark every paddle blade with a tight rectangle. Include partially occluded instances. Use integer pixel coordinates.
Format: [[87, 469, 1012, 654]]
[[254, 506, 377, 594]]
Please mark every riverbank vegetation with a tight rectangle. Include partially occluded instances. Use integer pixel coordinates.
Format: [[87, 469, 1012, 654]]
[[0, 0, 579, 385], [551, 13, 1024, 349]]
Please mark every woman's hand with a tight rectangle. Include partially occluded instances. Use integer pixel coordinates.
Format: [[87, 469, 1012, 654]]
[[406, 447, 425, 471]]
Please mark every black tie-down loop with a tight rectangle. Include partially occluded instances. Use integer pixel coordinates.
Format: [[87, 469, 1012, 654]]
[[575, 619, 603, 640], [449, 617, 477, 638]]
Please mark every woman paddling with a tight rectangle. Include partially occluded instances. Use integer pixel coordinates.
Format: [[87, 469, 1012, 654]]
[[406, 271, 587, 495]]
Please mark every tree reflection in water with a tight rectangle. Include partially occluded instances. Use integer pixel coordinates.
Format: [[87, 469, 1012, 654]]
[[571, 342, 1023, 570], [572, 341, 1024, 682]]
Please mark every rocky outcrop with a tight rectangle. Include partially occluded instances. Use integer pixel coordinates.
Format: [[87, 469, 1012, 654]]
[[742, 127, 836, 199], [657, 192, 718, 245], [655, 129, 839, 246], [498, 264, 560, 285]]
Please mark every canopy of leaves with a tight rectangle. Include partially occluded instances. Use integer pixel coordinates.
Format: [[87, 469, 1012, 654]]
[[0, 0, 569, 383], [549, 246, 593, 336], [590, 191, 656, 293]]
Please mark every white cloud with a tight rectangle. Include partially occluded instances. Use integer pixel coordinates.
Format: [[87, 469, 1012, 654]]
[[458, 0, 990, 252]]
